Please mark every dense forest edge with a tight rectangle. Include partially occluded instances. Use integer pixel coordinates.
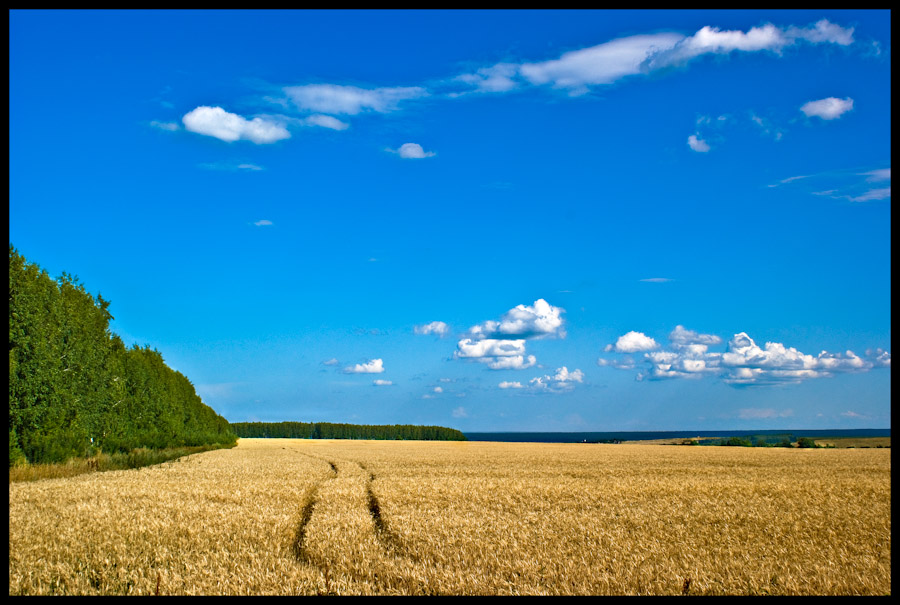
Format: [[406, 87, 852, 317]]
[[231, 421, 467, 441], [9, 245, 237, 467]]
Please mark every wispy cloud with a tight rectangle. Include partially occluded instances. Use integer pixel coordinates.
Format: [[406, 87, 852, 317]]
[[284, 83, 427, 115], [770, 165, 891, 203], [253, 219, 273, 226], [149, 120, 179, 131], [639, 277, 673, 283], [200, 161, 265, 172], [372, 379, 393, 386], [302, 114, 350, 130], [643, 20, 853, 71], [456, 19, 854, 95]]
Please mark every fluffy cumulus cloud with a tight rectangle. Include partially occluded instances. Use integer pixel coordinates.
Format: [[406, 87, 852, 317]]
[[284, 84, 427, 115], [387, 142, 436, 159], [529, 367, 584, 392], [498, 380, 524, 389], [800, 96, 854, 120], [455, 299, 565, 370], [454, 338, 537, 370], [719, 333, 886, 385], [468, 299, 566, 340], [498, 367, 584, 392], [414, 321, 450, 337], [182, 106, 290, 144], [598, 326, 890, 386], [343, 358, 385, 374], [605, 331, 659, 353]]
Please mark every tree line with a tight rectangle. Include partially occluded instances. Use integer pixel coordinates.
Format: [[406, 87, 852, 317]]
[[9, 245, 236, 465], [230, 421, 467, 441]]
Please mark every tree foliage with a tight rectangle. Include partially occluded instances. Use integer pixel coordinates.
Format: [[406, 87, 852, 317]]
[[9, 245, 236, 465], [230, 421, 467, 441]]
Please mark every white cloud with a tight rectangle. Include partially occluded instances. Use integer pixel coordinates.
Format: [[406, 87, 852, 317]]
[[519, 33, 684, 91], [303, 114, 350, 130], [455, 338, 527, 359], [597, 326, 890, 386], [452, 406, 468, 418], [149, 120, 179, 131], [387, 142, 436, 159], [861, 168, 891, 182], [800, 97, 854, 120], [343, 358, 385, 374], [606, 331, 659, 353], [738, 407, 793, 419], [182, 106, 290, 144], [199, 161, 265, 172], [787, 19, 855, 45], [468, 299, 566, 340], [414, 321, 450, 337], [597, 357, 636, 370], [528, 366, 584, 392], [373, 379, 393, 386], [644, 20, 854, 70], [687, 134, 711, 152], [840, 410, 866, 418], [639, 277, 673, 283], [848, 187, 891, 202], [669, 325, 722, 347], [480, 355, 537, 370], [321, 358, 339, 366], [253, 219, 273, 226], [455, 20, 852, 96], [456, 62, 520, 93], [498, 381, 524, 389], [284, 83, 427, 115]]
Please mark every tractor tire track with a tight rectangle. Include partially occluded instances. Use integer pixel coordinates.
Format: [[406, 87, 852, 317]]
[[288, 453, 421, 594], [290, 456, 338, 565], [363, 468, 417, 562]]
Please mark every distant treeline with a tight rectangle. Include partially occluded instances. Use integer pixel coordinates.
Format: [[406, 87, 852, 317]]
[[9, 245, 236, 465], [231, 421, 468, 441]]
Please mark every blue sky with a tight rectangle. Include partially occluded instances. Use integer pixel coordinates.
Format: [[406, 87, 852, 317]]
[[9, 10, 891, 431]]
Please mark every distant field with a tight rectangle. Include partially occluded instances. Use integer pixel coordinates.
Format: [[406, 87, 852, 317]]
[[620, 436, 891, 448], [9, 438, 891, 595], [812, 437, 891, 449]]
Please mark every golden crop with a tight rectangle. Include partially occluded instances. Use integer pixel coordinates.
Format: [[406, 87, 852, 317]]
[[8, 438, 891, 595]]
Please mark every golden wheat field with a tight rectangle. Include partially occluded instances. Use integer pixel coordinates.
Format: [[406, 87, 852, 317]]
[[8, 438, 891, 595]]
